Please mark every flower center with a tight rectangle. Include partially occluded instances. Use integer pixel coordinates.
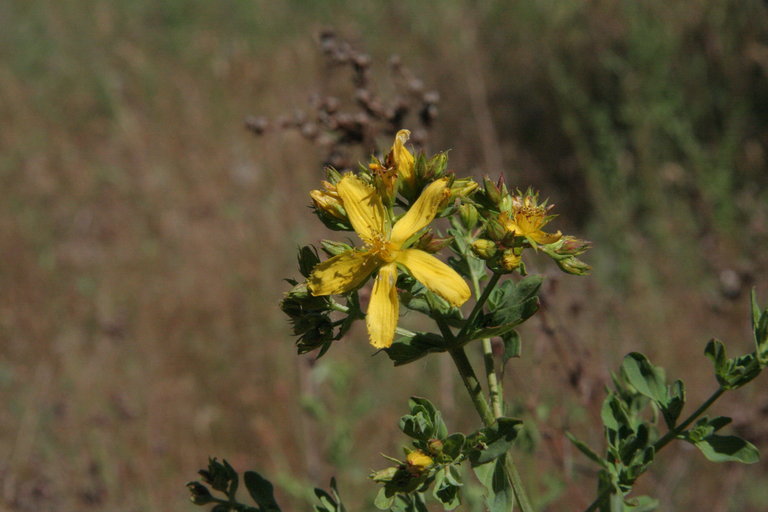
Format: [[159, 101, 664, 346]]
[[366, 234, 398, 263], [514, 207, 545, 234]]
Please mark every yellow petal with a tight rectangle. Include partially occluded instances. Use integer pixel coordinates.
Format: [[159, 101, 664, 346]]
[[308, 250, 378, 296], [390, 178, 450, 247], [397, 249, 470, 307], [530, 230, 562, 245], [337, 175, 387, 241], [393, 129, 415, 184], [366, 262, 399, 349]]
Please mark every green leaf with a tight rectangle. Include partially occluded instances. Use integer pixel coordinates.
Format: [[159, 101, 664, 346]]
[[663, 379, 685, 428], [473, 455, 515, 512], [501, 330, 521, 365], [244, 471, 281, 512], [432, 468, 461, 510], [373, 487, 395, 510], [601, 393, 628, 432], [313, 478, 345, 512], [565, 432, 604, 466], [469, 417, 523, 465], [385, 332, 446, 366], [693, 434, 760, 464], [442, 433, 466, 460], [473, 276, 542, 340], [704, 339, 760, 389], [399, 397, 447, 441], [752, 290, 768, 366], [621, 353, 667, 405], [704, 339, 727, 376]]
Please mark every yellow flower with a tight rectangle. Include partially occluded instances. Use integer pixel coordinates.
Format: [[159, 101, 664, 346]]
[[499, 193, 561, 247], [308, 175, 471, 348]]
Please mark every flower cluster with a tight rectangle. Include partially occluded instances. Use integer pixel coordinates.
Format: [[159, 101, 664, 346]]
[[281, 130, 590, 354], [470, 178, 591, 275]]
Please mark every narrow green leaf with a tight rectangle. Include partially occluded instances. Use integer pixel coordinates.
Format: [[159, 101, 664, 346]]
[[565, 432, 604, 466], [751, 288, 761, 334], [243, 471, 281, 512], [662, 379, 685, 428], [704, 339, 727, 377], [693, 435, 760, 464]]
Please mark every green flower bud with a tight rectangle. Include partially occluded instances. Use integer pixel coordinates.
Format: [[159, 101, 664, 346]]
[[556, 256, 591, 276], [450, 177, 478, 200], [483, 176, 502, 206], [321, 239, 354, 256], [485, 218, 507, 242], [425, 152, 448, 179], [459, 203, 479, 230], [370, 466, 399, 483], [552, 236, 591, 256], [471, 239, 498, 260], [415, 231, 453, 253], [427, 438, 444, 456], [187, 482, 214, 505], [297, 246, 320, 278]]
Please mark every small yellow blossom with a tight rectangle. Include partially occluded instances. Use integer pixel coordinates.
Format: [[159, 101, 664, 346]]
[[308, 175, 471, 348], [499, 192, 561, 248], [405, 450, 434, 474], [501, 249, 522, 271]]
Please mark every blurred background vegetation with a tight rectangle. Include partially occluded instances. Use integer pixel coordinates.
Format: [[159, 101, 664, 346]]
[[2, 0, 768, 510]]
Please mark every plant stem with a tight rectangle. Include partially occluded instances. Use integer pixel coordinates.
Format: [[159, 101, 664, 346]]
[[447, 343, 534, 512], [580, 386, 727, 512], [653, 386, 725, 451], [470, 272, 504, 418], [448, 346, 496, 426]]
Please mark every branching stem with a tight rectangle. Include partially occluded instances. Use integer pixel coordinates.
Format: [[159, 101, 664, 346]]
[[581, 386, 727, 512]]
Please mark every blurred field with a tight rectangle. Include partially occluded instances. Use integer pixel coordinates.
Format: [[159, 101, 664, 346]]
[[2, 1, 768, 511]]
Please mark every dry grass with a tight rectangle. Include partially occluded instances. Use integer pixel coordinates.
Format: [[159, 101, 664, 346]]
[[2, 1, 767, 511]]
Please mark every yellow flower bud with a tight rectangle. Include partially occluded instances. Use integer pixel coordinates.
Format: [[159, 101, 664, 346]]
[[310, 189, 346, 221], [405, 450, 434, 475], [391, 129, 415, 187], [501, 249, 522, 271], [471, 239, 498, 260]]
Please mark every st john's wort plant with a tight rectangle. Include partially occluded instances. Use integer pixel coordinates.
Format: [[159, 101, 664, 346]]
[[188, 129, 765, 512]]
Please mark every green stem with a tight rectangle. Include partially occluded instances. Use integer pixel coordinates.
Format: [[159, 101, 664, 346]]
[[447, 344, 534, 512], [581, 386, 727, 512], [470, 272, 504, 418], [448, 346, 495, 427], [653, 386, 725, 451]]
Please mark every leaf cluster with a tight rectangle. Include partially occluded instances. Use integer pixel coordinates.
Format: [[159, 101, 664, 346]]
[[372, 397, 523, 512], [187, 458, 346, 512], [568, 297, 767, 512]]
